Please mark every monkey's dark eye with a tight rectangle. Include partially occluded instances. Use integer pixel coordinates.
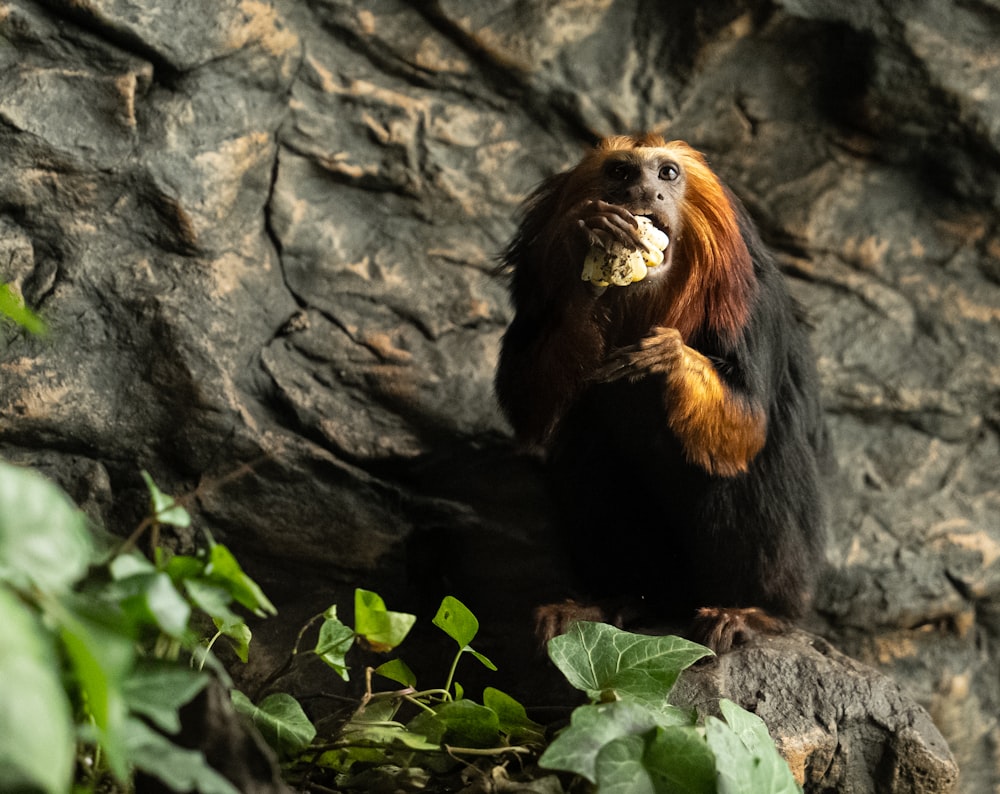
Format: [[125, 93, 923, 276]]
[[659, 163, 680, 181], [605, 161, 632, 181]]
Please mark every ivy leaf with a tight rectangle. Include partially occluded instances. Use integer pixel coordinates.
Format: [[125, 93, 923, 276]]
[[409, 699, 500, 748], [164, 553, 206, 583], [354, 589, 416, 652], [707, 700, 802, 794], [109, 552, 156, 579], [0, 461, 92, 593], [465, 647, 497, 671], [431, 595, 479, 648], [539, 700, 671, 782], [547, 622, 712, 707], [204, 542, 276, 617], [0, 587, 74, 794], [112, 571, 192, 638], [123, 661, 210, 734], [213, 614, 252, 663], [374, 658, 417, 689], [593, 734, 657, 794], [126, 718, 239, 794], [56, 600, 135, 781], [314, 612, 355, 681], [483, 687, 544, 744], [340, 723, 442, 752], [231, 691, 316, 758], [140, 471, 191, 528], [644, 726, 717, 794]]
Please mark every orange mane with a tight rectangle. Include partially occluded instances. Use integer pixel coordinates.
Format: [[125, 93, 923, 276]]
[[592, 134, 756, 345]]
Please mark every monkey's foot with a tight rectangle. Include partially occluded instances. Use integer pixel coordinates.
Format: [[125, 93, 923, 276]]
[[689, 606, 788, 654], [534, 599, 617, 645]]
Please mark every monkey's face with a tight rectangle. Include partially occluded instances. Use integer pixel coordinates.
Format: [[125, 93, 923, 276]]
[[598, 146, 687, 278]]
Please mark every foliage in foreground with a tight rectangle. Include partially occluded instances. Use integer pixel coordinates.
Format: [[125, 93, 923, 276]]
[[0, 460, 801, 793], [0, 461, 268, 793]]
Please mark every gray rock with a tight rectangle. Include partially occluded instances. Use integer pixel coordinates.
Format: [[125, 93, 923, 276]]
[[1, 0, 998, 789], [673, 631, 959, 794]]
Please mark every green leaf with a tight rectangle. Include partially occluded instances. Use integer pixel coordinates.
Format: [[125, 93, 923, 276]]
[[204, 542, 276, 617], [707, 701, 802, 794], [594, 734, 657, 794], [126, 718, 240, 794], [374, 658, 417, 689], [354, 588, 416, 651], [403, 711, 447, 746], [165, 552, 207, 583], [718, 698, 779, 756], [0, 586, 74, 794], [214, 614, 252, 663], [539, 701, 663, 782], [109, 552, 156, 579], [231, 691, 316, 758], [185, 578, 238, 621], [431, 595, 479, 648], [410, 699, 500, 748], [352, 697, 400, 725], [483, 687, 544, 744], [56, 601, 135, 781], [140, 471, 191, 528], [0, 282, 46, 334], [340, 723, 442, 752], [0, 461, 92, 593], [122, 661, 210, 734], [547, 622, 712, 707], [645, 726, 718, 794], [465, 646, 497, 671], [113, 571, 192, 638], [315, 613, 356, 680]]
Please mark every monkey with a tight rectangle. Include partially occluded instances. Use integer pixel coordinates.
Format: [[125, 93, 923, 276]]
[[495, 133, 827, 653]]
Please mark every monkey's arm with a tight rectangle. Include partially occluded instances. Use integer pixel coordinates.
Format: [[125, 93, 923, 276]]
[[496, 190, 639, 446], [598, 327, 766, 476], [496, 288, 607, 447]]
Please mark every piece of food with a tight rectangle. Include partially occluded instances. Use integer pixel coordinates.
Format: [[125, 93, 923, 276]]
[[581, 216, 670, 287]]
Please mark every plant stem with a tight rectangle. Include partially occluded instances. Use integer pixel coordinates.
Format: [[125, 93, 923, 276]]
[[442, 649, 464, 698], [252, 611, 327, 700]]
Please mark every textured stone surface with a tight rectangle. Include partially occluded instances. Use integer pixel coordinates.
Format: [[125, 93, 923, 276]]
[[1, 0, 997, 789], [672, 631, 959, 793]]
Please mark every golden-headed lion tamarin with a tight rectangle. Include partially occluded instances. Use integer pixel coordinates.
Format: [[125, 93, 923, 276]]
[[496, 134, 827, 652]]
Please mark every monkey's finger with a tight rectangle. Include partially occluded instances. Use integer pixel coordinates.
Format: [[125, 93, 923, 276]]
[[583, 206, 638, 246], [592, 348, 647, 382], [592, 200, 638, 225], [595, 340, 680, 382], [578, 220, 617, 250]]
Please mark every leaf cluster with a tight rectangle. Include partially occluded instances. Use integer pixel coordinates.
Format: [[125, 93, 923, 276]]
[[540, 622, 803, 793], [1, 458, 803, 794], [237, 591, 545, 791], [0, 462, 271, 793]]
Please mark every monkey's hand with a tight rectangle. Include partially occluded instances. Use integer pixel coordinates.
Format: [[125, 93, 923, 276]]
[[570, 199, 641, 250], [581, 216, 670, 287], [596, 327, 767, 476], [595, 326, 685, 382]]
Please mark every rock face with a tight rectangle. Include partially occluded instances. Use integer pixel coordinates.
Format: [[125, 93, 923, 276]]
[[673, 632, 960, 794], [1, 0, 996, 789]]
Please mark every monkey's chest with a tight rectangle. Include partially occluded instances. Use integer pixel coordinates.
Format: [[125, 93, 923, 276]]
[[549, 379, 701, 497]]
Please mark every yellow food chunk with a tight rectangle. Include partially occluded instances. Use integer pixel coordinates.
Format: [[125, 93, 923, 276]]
[[581, 216, 670, 287]]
